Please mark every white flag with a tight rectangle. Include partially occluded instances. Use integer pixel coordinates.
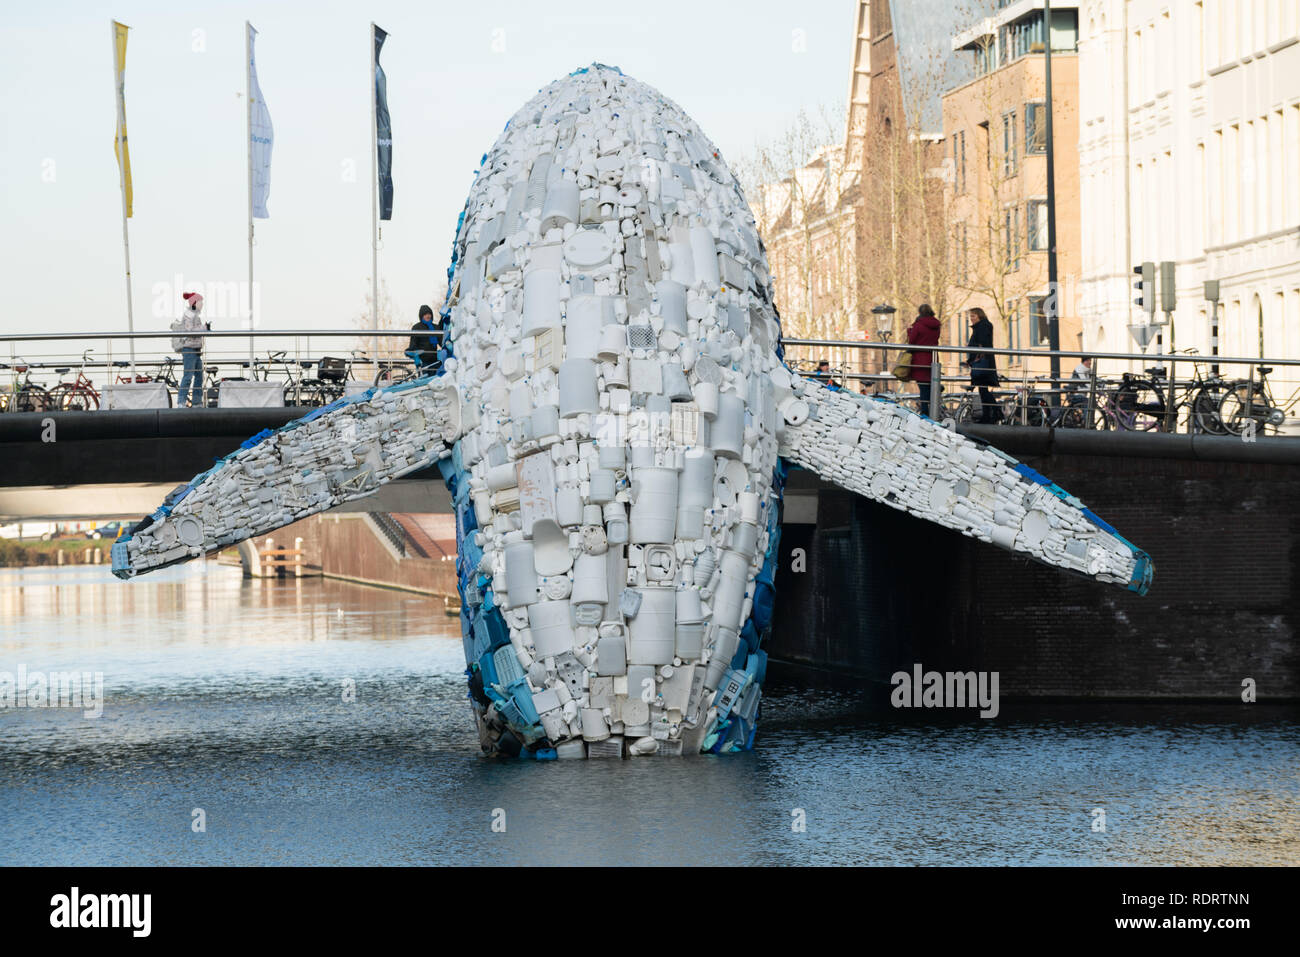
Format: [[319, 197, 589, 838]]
[[248, 24, 274, 219]]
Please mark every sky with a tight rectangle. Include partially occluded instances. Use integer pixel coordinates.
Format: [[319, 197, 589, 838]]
[[0, 0, 859, 362]]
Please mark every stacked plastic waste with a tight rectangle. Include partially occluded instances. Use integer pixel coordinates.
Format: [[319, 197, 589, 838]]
[[112, 64, 1152, 762], [776, 368, 1151, 590], [439, 64, 787, 759], [112, 378, 459, 575]]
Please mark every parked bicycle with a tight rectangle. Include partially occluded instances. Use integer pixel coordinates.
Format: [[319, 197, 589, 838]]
[[1218, 364, 1299, 437], [1, 359, 53, 412], [1094, 354, 1233, 433], [373, 357, 417, 389], [48, 350, 100, 412], [998, 377, 1086, 429], [300, 350, 368, 406]]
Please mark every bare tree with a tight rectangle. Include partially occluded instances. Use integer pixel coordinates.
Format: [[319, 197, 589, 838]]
[[740, 105, 862, 378]]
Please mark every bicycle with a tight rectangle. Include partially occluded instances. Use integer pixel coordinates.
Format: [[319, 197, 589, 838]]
[[301, 350, 368, 406], [1218, 364, 1298, 437], [1093, 355, 1233, 434], [1095, 370, 1167, 432], [999, 377, 1086, 429], [0, 359, 53, 412], [48, 350, 100, 412], [373, 356, 418, 389]]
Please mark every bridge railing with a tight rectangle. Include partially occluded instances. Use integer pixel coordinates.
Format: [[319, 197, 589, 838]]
[[781, 336, 1300, 438], [2, 328, 1298, 437], [0, 328, 444, 412]]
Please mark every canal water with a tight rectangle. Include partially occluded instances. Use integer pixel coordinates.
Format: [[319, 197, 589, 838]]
[[1, 563, 1295, 866]]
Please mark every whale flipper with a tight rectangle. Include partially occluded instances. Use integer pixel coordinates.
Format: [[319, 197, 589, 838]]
[[775, 373, 1153, 595], [111, 376, 461, 579]]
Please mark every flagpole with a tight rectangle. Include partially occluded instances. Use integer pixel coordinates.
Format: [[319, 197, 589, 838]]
[[246, 22, 255, 367], [370, 22, 379, 341], [111, 20, 136, 374]]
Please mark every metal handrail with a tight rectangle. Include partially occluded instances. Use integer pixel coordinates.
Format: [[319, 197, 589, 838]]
[[0, 328, 443, 343], [780, 337, 1300, 369], [0, 328, 1292, 371]]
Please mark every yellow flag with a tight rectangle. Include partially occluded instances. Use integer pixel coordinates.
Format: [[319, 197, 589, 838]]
[[112, 20, 132, 218]]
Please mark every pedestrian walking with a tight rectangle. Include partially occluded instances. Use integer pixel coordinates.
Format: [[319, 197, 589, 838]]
[[966, 307, 1001, 423], [906, 303, 942, 418]]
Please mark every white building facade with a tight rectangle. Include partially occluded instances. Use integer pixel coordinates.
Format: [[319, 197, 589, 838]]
[[1077, 0, 1300, 383]]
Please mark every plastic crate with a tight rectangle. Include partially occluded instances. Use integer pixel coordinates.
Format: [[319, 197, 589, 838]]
[[317, 356, 348, 382]]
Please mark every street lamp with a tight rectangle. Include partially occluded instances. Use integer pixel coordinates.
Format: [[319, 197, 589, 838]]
[[871, 303, 898, 381], [871, 303, 897, 340]]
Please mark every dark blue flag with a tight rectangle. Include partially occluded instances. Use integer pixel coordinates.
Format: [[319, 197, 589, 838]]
[[374, 25, 393, 221]]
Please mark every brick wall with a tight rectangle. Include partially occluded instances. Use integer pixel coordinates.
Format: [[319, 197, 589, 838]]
[[769, 453, 1300, 700]]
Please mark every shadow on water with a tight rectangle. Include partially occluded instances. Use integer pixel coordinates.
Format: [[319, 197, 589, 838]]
[[0, 565, 1296, 865]]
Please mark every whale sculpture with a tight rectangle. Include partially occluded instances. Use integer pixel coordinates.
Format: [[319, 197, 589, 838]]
[[113, 64, 1152, 758]]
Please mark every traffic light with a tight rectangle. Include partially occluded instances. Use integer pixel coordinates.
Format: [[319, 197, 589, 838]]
[[1133, 262, 1155, 315], [1160, 260, 1176, 314]]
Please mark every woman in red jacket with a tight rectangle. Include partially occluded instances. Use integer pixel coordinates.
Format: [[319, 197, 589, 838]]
[[906, 303, 942, 418]]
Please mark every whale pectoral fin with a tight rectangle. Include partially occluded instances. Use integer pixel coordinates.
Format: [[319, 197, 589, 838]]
[[775, 377, 1153, 595], [112, 375, 462, 579]]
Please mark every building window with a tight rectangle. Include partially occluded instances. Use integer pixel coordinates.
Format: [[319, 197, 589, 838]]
[[1029, 296, 1051, 347], [953, 130, 967, 192], [1002, 111, 1018, 177], [1025, 102, 1047, 154], [1003, 205, 1021, 270], [1027, 199, 1048, 251], [1006, 300, 1022, 354]]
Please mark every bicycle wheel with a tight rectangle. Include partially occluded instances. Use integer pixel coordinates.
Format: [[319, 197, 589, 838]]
[[1218, 384, 1265, 436], [58, 385, 99, 412], [1024, 396, 1050, 428], [13, 385, 52, 413], [374, 366, 415, 389], [1058, 406, 1086, 430], [1190, 384, 1229, 434]]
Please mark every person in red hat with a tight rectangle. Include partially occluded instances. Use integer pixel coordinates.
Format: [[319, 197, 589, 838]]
[[173, 292, 208, 407]]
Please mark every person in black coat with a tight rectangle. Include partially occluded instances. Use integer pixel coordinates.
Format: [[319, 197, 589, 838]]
[[407, 305, 439, 370], [966, 307, 1000, 423]]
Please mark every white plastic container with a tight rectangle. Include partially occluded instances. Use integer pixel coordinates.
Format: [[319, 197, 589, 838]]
[[603, 501, 629, 544], [486, 461, 518, 492], [597, 324, 626, 361], [690, 226, 721, 288], [597, 441, 625, 470], [563, 295, 604, 360], [556, 485, 583, 527], [559, 358, 599, 418], [596, 631, 627, 676], [522, 268, 561, 338], [531, 404, 559, 442], [504, 539, 539, 607], [571, 551, 608, 607], [712, 393, 745, 459], [628, 587, 676, 665], [675, 449, 713, 540], [675, 586, 705, 659], [541, 178, 579, 232], [655, 279, 687, 334], [710, 548, 750, 632], [589, 469, 616, 503], [528, 599, 575, 659], [693, 381, 718, 418], [630, 466, 679, 543]]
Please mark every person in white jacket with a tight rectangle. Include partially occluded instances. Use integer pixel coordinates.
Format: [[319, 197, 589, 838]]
[[176, 292, 208, 408]]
